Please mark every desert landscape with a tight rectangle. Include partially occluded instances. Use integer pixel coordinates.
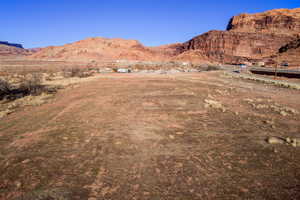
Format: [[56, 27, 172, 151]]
[[1, 4, 300, 200]]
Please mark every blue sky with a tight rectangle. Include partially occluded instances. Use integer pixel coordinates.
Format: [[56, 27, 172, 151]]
[[1, 0, 298, 48]]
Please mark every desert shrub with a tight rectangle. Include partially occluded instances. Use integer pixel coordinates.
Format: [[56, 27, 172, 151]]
[[195, 65, 221, 72], [206, 65, 221, 71], [1, 73, 56, 101], [0, 79, 12, 100], [70, 68, 82, 77], [19, 73, 44, 96], [62, 67, 93, 78]]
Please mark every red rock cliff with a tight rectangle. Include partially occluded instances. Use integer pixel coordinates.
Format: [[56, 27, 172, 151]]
[[227, 8, 300, 36], [176, 8, 300, 64], [178, 30, 294, 63]]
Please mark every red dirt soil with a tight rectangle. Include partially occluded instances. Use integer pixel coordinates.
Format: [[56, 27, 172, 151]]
[[0, 72, 300, 199]]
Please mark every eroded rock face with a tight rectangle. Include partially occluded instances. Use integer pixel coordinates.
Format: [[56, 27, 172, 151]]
[[176, 8, 300, 65], [227, 8, 300, 36], [178, 30, 294, 64], [265, 37, 300, 67], [279, 37, 300, 53]]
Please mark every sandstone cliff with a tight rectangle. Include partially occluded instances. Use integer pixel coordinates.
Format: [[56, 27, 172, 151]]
[[177, 30, 295, 64], [264, 37, 300, 67], [177, 8, 300, 64], [227, 8, 300, 36]]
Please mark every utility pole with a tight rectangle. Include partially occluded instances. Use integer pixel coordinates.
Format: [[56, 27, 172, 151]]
[[274, 57, 278, 80]]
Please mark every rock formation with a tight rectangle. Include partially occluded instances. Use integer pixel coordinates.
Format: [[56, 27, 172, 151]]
[[227, 8, 300, 36], [28, 8, 300, 66], [0, 41, 29, 57], [177, 30, 294, 64], [264, 37, 300, 67], [177, 8, 300, 64], [279, 37, 300, 53]]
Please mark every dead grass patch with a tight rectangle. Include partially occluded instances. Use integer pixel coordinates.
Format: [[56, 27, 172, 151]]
[[225, 72, 300, 90], [9, 127, 56, 149], [0, 93, 54, 119]]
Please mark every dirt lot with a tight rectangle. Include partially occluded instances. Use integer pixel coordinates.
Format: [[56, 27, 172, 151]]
[[0, 71, 300, 200]]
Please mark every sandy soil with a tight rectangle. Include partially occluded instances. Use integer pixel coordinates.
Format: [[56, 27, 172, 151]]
[[0, 72, 300, 200]]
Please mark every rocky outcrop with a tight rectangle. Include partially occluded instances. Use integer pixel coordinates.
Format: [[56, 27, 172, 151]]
[[176, 8, 300, 65], [264, 37, 300, 67], [177, 30, 294, 64], [227, 8, 300, 36], [279, 37, 300, 53]]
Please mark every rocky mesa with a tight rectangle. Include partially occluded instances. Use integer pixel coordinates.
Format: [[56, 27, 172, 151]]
[[177, 8, 300, 65], [227, 8, 300, 36], [0, 41, 30, 57]]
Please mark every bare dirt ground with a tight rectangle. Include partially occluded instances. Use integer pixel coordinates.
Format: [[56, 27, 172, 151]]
[[0, 71, 300, 200]]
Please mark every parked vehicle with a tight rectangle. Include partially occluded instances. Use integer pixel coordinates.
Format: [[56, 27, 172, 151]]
[[281, 62, 289, 67], [117, 68, 131, 73]]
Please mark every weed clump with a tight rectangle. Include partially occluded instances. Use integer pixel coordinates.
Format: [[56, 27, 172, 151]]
[[0, 73, 56, 101], [0, 79, 11, 99], [19, 73, 44, 96], [195, 64, 221, 71], [63, 67, 94, 78]]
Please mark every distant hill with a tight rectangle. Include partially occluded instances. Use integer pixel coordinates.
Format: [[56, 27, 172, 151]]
[[0, 42, 28, 57], [0, 41, 42, 58], [0, 41, 24, 49], [28, 37, 182, 62]]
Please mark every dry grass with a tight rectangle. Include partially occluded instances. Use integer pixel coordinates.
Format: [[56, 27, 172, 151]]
[[0, 93, 54, 119], [0, 73, 55, 101], [62, 67, 96, 78], [225, 72, 300, 90], [1, 72, 300, 200], [0, 62, 101, 119]]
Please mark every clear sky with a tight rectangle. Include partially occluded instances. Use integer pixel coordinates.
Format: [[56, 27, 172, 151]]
[[1, 0, 298, 48]]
